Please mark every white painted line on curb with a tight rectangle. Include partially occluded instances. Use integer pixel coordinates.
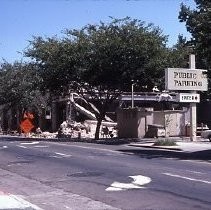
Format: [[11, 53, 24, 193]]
[[163, 172, 211, 184]]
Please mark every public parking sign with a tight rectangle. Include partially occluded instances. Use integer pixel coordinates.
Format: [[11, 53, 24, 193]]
[[165, 68, 208, 91], [176, 93, 200, 103]]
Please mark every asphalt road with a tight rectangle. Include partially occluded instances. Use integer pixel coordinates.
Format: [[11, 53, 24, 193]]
[[0, 139, 211, 210]]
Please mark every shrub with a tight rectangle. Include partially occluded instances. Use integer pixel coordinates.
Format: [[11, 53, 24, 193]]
[[153, 139, 177, 146]]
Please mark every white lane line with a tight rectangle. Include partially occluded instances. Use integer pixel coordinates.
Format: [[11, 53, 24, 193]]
[[49, 142, 123, 155], [18, 145, 27, 149], [180, 159, 211, 165], [0, 146, 8, 149], [49, 155, 62, 159], [186, 170, 206, 174], [34, 145, 49, 148], [64, 205, 71, 209], [20, 141, 40, 145], [55, 152, 72, 157], [163, 172, 211, 184], [8, 163, 22, 167]]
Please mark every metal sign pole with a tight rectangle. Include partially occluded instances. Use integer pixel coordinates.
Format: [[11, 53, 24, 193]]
[[189, 54, 197, 141], [131, 82, 134, 108]]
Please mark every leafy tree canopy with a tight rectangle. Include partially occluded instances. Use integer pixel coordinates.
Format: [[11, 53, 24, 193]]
[[25, 17, 189, 139], [67, 17, 169, 92], [25, 36, 80, 94], [0, 62, 48, 114], [179, 0, 211, 70], [25, 17, 170, 93]]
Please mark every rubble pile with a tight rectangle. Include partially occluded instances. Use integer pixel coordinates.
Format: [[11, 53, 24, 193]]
[[57, 120, 93, 139], [57, 120, 117, 139], [1, 120, 117, 140], [31, 131, 58, 139]]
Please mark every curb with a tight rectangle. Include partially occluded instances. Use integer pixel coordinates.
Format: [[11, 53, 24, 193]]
[[129, 144, 182, 151]]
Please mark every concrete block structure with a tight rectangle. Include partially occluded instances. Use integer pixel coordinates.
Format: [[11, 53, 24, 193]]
[[117, 108, 188, 138], [117, 108, 152, 138]]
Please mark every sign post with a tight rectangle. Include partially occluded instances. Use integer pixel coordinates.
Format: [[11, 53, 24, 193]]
[[131, 80, 134, 108], [165, 54, 208, 141], [189, 54, 197, 141]]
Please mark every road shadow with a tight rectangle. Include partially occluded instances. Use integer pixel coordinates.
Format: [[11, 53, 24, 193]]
[[118, 148, 211, 161]]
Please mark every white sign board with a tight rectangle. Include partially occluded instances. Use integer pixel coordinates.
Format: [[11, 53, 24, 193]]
[[176, 93, 200, 103], [165, 68, 208, 91]]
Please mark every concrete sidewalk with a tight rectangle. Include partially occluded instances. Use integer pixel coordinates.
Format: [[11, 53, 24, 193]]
[[126, 137, 211, 161], [0, 191, 42, 210], [130, 137, 211, 152]]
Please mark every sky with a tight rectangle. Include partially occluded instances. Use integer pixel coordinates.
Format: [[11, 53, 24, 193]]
[[1, 0, 195, 63]]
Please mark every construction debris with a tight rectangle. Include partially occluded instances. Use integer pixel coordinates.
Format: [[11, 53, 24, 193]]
[[57, 120, 117, 139]]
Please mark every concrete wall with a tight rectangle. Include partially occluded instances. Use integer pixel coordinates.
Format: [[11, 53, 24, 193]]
[[117, 108, 188, 138], [153, 110, 186, 136], [117, 108, 151, 138]]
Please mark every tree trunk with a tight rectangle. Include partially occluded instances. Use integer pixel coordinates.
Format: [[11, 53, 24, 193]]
[[95, 117, 103, 140], [51, 102, 58, 132]]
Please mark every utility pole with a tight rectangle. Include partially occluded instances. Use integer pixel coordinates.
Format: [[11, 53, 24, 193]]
[[189, 54, 197, 141], [165, 55, 207, 140]]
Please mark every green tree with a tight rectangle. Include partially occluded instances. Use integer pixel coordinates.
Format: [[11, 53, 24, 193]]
[[68, 18, 170, 138], [25, 36, 79, 94], [0, 61, 48, 118], [25, 18, 172, 139], [179, 0, 211, 71], [167, 35, 190, 68]]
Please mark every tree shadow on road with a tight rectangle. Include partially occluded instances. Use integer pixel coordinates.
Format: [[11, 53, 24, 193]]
[[117, 148, 211, 162]]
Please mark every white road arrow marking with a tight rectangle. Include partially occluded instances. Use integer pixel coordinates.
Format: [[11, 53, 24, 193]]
[[106, 175, 151, 191]]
